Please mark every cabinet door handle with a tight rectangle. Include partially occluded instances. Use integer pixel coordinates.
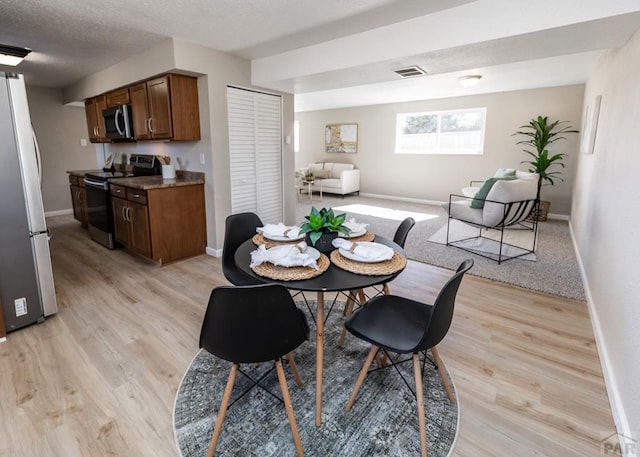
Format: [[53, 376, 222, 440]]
[[126, 207, 132, 222], [148, 118, 154, 133], [132, 194, 140, 198], [122, 206, 128, 222]]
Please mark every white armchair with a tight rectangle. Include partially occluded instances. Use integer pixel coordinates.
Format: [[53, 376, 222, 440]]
[[442, 170, 539, 263]]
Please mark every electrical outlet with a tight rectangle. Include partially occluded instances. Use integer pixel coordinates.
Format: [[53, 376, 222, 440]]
[[199, 153, 205, 165], [80, 138, 88, 146], [15, 297, 27, 317]]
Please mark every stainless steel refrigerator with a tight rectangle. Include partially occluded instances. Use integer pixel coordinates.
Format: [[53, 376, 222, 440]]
[[0, 72, 57, 332]]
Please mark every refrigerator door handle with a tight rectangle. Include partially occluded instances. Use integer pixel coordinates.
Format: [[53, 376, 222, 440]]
[[32, 128, 42, 185]]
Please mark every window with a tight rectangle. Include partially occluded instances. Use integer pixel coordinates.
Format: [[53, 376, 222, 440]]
[[395, 108, 486, 155]]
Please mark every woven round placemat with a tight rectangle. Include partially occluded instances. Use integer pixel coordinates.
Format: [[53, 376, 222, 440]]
[[251, 253, 330, 281], [252, 233, 304, 248], [330, 250, 407, 276], [342, 230, 375, 242]]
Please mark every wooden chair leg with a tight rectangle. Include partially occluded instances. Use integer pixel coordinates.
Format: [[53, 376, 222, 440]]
[[345, 345, 379, 411], [413, 353, 428, 457], [343, 292, 355, 316], [275, 359, 305, 457], [285, 353, 304, 387], [431, 346, 455, 402], [207, 364, 238, 457]]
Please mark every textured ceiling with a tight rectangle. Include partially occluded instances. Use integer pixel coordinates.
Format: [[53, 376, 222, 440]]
[[1, 0, 639, 110]]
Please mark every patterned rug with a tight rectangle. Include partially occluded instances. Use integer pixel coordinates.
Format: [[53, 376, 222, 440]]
[[173, 301, 459, 457]]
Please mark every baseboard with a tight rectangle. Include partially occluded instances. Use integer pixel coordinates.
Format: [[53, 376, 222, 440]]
[[206, 246, 222, 258], [568, 220, 630, 442], [45, 209, 73, 217], [358, 193, 571, 220], [358, 192, 445, 207]]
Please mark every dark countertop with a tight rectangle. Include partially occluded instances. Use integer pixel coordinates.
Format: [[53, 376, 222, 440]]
[[108, 171, 205, 190], [67, 169, 101, 177]]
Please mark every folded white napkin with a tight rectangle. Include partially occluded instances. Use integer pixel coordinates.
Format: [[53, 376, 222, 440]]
[[332, 238, 394, 262], [343, 218, 368, 233], [250, 242, 318, 269], [256, 223, 301, 239]]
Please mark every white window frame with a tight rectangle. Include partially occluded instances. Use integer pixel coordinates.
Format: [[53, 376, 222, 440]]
[[395, 107, 487, 155]]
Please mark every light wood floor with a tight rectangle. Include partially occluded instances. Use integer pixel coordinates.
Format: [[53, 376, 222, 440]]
[[0, 215, 617, 456]]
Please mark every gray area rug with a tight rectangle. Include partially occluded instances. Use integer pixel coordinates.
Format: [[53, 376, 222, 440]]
[[174, 301, 459, 457], [297, 195, 585, 301]]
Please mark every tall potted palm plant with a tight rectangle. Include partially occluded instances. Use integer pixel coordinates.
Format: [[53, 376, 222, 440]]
[[513, 115, 578, 221]]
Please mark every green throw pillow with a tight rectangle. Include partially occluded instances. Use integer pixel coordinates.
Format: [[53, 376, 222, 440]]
[[495, 168, 516, 178], [470, 176, 516, 209]]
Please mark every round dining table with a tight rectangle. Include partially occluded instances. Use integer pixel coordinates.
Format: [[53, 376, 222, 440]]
[[235, 236, 406, 426]]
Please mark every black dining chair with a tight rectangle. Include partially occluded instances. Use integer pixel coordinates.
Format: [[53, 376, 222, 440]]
[[339, 217, 416, 346], [199, 284, 310, 457], [222, 212, 264, 286], [343, 259, 473, 457]]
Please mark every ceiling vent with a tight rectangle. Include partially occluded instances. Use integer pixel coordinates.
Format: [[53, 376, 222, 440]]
[[393, 66, 427, 78]]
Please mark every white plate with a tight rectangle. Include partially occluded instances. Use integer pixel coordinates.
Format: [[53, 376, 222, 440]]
[[339, 242, 394, 263], [263, 232, 305, 242], [340, 228, 367, 238], [304, 246, 320, 260], [267, 244, 320, 261]]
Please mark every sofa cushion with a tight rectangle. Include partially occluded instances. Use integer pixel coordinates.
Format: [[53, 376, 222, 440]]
[[443, 201, 484, 225], [314, 169, 331, 179], [495, 168, 516, 178], [515, 170, 539, 181], [483, 178, 537, 226], [316, 178, 341, 189], [308, 163, 325, 174], [330, 163, 354, 178], [471, 177, 516, 209]]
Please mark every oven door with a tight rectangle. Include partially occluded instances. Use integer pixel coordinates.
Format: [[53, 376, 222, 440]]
[[83, 178, 115, 248]]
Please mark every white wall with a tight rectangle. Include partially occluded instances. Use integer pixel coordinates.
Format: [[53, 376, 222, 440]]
[[26, 86, 97, 214], [296, 85, 584, 215], [571, 30, 640, 439]]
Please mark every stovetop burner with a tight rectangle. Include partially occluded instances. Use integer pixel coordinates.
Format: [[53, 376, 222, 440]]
[[84, 171, 133, 181]]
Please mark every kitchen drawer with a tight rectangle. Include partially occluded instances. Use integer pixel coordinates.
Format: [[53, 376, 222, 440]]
[[69, 175, 79, 186], [127, 188, 148, 205], [110, 184, 127, 198]]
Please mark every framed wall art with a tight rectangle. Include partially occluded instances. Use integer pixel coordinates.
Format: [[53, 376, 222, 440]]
[[325, 123, 358, 153], [580, 94, 602, 154]]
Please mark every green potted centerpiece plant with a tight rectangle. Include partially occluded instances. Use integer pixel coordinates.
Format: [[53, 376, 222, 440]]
[[513, 115, 578, 221], [299, 206, 350, 253]]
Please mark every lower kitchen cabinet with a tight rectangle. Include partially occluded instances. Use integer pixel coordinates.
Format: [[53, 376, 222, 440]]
[[111, 183, 205, 265], [69, 175, 88, 228], [112, 196, 151, 258]]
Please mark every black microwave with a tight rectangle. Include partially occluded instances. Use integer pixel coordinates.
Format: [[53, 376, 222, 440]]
[[102, 104, 134, 141]]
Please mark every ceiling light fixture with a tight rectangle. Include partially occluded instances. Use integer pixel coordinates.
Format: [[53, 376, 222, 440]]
[[0, 44, 32, 66], [458, 75, 482, 87]]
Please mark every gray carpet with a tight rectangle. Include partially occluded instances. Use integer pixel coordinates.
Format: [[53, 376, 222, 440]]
[[173, 301, 458, 457], [296, 195, 585, 301]]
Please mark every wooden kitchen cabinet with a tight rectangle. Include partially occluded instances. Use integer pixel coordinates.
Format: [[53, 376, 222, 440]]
[[84, 95, 108, 143], [106, 87, 130, 107], [111, 183, 205, 265], [111, 186, 151, 258], [68, 175, 88, 228], [129, 74, 200, 141]]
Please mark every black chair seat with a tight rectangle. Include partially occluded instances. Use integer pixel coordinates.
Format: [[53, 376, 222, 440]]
[[345, 295, 430, 353]]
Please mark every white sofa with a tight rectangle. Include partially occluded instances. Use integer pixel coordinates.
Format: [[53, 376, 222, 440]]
[[305, 162, 360, 196]]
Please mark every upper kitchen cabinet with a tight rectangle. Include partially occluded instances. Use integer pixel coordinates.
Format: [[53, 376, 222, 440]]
[[105, 87, 130, 107], [130, 74, 200, 141], [84, 95, 108, 143]]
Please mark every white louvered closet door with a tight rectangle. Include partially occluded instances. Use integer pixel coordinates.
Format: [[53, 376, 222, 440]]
[[227, 86, 283, 223]]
